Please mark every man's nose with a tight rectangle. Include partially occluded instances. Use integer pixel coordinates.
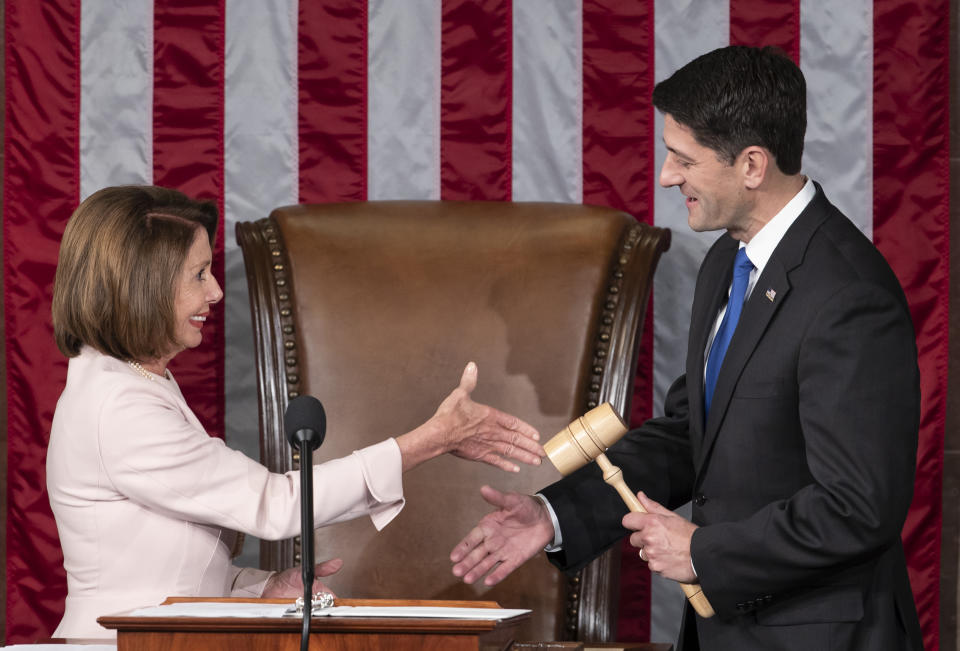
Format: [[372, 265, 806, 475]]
[[659, 159, 681, 188]]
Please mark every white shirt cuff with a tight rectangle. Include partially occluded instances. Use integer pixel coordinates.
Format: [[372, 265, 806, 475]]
[[229, 566, 275, 598], [534, 493, 563, 551]]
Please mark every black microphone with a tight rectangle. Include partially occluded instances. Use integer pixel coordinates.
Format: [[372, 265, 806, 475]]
[[283, 395, 326, 651], [284, 395, 326, 452]]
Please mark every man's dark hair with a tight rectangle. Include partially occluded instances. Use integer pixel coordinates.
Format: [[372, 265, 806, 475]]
[[652, 45, 806, 175]]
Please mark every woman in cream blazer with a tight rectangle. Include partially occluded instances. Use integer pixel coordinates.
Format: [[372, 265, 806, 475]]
[[47, 185, 542, 638]]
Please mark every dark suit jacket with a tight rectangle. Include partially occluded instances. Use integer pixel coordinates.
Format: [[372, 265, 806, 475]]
[[541, 185, 924, 651]]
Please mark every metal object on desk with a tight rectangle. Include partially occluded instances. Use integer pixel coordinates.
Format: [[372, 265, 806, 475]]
[[286, 591, 336, 617]]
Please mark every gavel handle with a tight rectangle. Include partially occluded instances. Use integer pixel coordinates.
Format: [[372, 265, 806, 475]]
[[595, 453, 716, 619]]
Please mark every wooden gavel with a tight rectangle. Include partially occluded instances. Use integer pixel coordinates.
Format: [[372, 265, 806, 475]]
[[544, 403, 715, 618]]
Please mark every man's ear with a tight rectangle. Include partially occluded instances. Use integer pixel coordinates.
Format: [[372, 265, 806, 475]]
[[738, 146, 769, 189]]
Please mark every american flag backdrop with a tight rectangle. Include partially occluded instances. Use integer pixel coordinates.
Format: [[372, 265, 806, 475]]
[[4, 0, 948, 647]]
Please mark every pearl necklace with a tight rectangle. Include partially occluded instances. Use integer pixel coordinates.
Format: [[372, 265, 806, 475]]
[[128, 360, 167, 381]]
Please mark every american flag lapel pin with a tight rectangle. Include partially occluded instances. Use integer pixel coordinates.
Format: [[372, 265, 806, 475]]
[[765, 288, 777, 302]]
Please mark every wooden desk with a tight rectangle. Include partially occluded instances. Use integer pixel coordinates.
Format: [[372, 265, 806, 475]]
[[98, 598, 527, 651]]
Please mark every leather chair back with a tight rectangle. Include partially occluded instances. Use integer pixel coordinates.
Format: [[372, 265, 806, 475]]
[[237, 201, 670, 641]]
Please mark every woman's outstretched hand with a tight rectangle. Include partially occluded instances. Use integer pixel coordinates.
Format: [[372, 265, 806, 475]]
[[397, 362, 543, 472]]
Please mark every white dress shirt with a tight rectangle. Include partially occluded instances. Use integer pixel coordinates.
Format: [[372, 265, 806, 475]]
[[703, 177, 816, 364]]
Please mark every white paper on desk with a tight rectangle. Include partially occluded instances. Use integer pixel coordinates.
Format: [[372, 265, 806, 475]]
[[126, 603, 529, 621], [313, 606, 530, 620], [128, 602, 290, 619]]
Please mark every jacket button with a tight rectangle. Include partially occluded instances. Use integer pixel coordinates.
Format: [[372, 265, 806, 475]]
[[693, 493, 708, 506]]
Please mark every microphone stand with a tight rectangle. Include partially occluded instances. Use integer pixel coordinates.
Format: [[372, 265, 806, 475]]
[[298, 437, 314, 651], [283, 395, 326, 651]]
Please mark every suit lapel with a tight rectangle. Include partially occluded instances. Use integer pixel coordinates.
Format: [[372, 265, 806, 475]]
[[687, 236, 739, 447], [696, 259, 791, 473], [694, 184, 833, 476]]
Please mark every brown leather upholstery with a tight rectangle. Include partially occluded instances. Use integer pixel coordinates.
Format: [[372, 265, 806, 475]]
[[236, 201, 670, 642]]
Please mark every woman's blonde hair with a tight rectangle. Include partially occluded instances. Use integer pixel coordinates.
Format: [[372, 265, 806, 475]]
[[52, 185, 217, 360]]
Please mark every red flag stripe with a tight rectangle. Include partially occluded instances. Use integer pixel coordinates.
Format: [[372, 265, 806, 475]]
[[729, 0, 801, 62], [873, 2, 949, 649], [440, 0, 512, 201], [152, 0, 226, 439], [581, 0, 656, 640], [298, 1, 368, 204], [3, 0, 78, 640], [581, 2, 656, 433]]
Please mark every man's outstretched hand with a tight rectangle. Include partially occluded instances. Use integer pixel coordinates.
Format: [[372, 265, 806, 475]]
[[450, 485, 554, 586]]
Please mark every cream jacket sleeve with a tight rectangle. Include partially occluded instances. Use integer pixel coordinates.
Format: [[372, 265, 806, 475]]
[[96, 376, 405, 539]]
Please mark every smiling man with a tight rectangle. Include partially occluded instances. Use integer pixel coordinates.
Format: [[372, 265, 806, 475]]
[[450, 46, 923, 651]]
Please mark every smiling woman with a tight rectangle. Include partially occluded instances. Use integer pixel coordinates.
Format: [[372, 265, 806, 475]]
[[168, 228, 222, 363], [45, 185, 543, 639], [52, 186, 220, 370]]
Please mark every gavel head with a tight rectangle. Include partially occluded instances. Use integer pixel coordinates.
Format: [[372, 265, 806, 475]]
[[544, 403, 628, 476]]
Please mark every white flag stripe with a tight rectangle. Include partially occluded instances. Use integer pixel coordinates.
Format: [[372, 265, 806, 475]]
[[651, 0, 730, 418], [650, 1, 730, 643], [800, 0, 874, 238], [224, 0, 299, 233], [367, 0, 442, 200], [79, 0, 153, 199], [651, 0, 730, 416], [224, 0, 300, 570], [512, 0, 582, 203]]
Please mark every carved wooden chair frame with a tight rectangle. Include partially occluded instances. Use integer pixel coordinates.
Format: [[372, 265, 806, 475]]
[[237, 202, 670, 641]]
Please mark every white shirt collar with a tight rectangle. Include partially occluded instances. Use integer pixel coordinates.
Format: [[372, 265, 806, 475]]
[[742, 177, 815, 276], [704, 178, 816, 366]]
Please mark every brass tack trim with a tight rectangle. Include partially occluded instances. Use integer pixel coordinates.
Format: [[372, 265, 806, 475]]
[[583, 223, 640, 486], [271, 208, 303, 532], [258, 216, 303, 476], [565, 573, 582, 637]]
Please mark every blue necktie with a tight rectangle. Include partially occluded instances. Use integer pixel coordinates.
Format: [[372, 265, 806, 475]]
[[704, 247, 754, 417]]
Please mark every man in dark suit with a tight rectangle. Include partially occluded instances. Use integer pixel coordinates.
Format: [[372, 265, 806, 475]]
[[450, 46, 923, 650]]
